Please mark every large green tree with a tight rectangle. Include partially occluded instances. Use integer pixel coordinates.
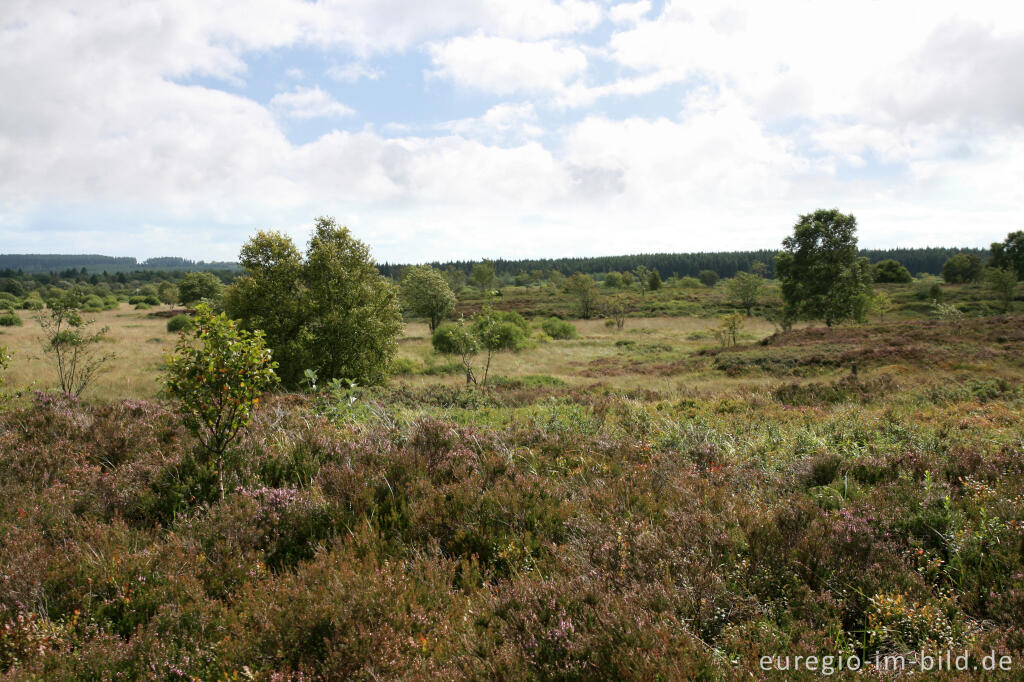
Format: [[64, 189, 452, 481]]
[[223, 230, 310, 384], [400, 265, 456, 331], [225, 217, 402, 387], [942, 253, 984, 284], [178, 271, 223, 307], [775, 209, 873, 327], [990, 231, 1024, 280]]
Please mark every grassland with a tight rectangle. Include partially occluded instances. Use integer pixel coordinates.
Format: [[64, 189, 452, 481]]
[[1, 281, 1023, 679]]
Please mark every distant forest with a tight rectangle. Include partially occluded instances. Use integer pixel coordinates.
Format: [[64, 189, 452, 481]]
[[380, 246, 990, 280], [0, 254, 238, 274], [1, 246, 990, 281]]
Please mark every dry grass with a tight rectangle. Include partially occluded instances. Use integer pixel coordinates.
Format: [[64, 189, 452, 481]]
[[2, 310, 785, 399], [0, 304, 173, 400]]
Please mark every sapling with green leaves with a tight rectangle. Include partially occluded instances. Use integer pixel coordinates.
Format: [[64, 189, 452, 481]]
[[37, 298, 115, 397], [163, 304, 278, 499]]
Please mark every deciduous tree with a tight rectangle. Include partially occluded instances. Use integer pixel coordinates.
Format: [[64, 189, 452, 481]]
[[775, 209, 873, 327], [400, 265, 456, 331]]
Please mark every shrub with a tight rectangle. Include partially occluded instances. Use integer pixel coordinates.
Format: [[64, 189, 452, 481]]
[[432, 307, 524, 385], [166, 314, 194, 333], [0, 312, 22, 327], [389, 356, 419, 375], [872, 259, 913, 283], [541, 317, 578, 340], [82, 294, 105, 312], [698, 270, 719, 286], [678, 276, 702, 288], [36, 301, 114, 397], [163, 303, 279, 499]]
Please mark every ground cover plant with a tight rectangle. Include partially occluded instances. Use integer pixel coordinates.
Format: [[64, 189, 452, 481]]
[[1, 308, 1023, 678], [2, 228, 1024, 678]]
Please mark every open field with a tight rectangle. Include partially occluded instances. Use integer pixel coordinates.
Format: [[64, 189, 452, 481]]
[[1, 277, 1008, 400], [0, 303, 784, 400], [3, 282, 1024, 678]]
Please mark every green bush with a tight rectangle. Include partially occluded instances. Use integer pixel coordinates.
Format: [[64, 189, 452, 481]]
[[493, 309, 528, 331], [540, 317, 578, 339], [166, 314, 194, 333], [678, 276, 702, 288], [389, 356, 419, 375], [0, 311, 23, 327], [163, 304, 279, 499], [20, 298, 44, 310]]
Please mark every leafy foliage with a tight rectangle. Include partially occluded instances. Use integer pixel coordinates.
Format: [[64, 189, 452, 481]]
[[540, 317, 578, 339], [564, 272, 600, 319], [942, 253, 984, 283], [698, 269, 719, 286], [872, 258, 912, 283], [0, 312, 22, 327], [432, 307, 524, 385], [399, 265, 456, 331], [36, 299, 115, 397], [470, 260, 497, 292], [986, 267, 1017, 312], [177, 271, 223, 306], [225, 218, 403, 387], [724, 271, 764, 316], [166, 314, 194, 333], [775, 209, 873, 326], [163, 304, 278, 498], [990, 230, 1024, 280]]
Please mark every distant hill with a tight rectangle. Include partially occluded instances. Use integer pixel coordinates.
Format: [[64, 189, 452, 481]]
[[0, 254, 239, 274], [379, 246, 990, 280]]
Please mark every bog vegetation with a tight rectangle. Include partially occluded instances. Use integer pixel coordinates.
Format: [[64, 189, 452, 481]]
[[0, 214, 1022, 679]]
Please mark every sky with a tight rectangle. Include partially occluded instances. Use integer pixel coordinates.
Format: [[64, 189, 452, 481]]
[[1, 0, 1022, 264]]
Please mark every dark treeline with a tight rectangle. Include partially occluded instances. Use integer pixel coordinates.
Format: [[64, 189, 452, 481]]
[[380, 246, 989, 280], [0, 254, 238, 274], [0, 267, 238, 288]]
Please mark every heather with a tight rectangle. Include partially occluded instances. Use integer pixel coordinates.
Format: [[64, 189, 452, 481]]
[[2, 315, 1024, 678]]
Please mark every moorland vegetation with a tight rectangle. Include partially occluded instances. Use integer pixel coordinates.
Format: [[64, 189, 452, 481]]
[[0, 213, 1022, 679]]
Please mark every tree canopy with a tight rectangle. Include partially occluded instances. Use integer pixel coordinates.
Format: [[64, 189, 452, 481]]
[[400, 265, 456, 331], [225, 217, 402, 388], [942, 253, 984, 284], [872, 259, 912, 283], [775, 209, 873, 327], [991, 231, 1024, 280]]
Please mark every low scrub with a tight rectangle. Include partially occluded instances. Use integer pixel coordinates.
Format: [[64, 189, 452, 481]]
[[540, 317, 578, 339]]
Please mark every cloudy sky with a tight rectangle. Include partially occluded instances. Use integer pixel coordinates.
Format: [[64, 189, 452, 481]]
[[1, 1, 1022, 263]]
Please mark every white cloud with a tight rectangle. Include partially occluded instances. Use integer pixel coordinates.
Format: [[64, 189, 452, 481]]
[[1, 0, 1023, 262], [327, 61, 382, 83], [609, 1, 651, 26], [270, 86, 354, 119], [428, 35, 587, 94], [439, 103, 544, 143]]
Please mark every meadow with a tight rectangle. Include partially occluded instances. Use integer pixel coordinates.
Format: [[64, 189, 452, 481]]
[[1, 279, 1023, 679]]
